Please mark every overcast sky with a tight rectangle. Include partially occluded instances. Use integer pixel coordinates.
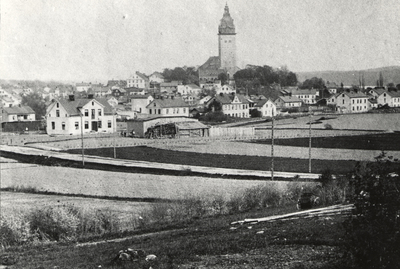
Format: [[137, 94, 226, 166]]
[[1, 0, 399, 83]]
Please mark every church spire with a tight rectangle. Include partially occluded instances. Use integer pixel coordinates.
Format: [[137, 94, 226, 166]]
[[219, 3, 235, 34]]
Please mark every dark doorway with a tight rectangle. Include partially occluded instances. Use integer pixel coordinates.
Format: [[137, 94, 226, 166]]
[[91, 121, 98, 131]]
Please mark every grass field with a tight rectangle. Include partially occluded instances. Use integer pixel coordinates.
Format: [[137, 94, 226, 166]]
[[247, 132, 400, 151], [0, 204, 350, 268], [67, 145, 364, 174]]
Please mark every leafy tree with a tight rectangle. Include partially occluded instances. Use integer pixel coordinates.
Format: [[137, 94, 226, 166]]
[[207, 99, 222, 112], [218, 72, 228, 85], [299, 77, 325, 89], [21, 92, 47, 120], [344, 152, 400, 268], [233, 65, 297, 89]]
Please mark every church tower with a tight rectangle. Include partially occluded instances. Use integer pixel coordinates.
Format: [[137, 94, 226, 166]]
[[218, 4, 236, 76]]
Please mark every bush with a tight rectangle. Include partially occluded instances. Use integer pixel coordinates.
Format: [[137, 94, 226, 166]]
[[199, 111, 227, 122], [344, 152, 400, 268], [29, 205, 80, 241], [324, 123, 333, 130]]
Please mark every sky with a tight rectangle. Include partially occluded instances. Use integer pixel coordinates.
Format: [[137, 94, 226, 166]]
[[1, 0, 399, 83]]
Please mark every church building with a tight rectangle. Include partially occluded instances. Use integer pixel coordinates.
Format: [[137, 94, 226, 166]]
[[198, 4, 239, 88]]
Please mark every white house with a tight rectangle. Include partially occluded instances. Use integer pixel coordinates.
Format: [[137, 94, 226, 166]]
[[275, 96, 303, 109], [149, 72, 165, 84], [46, 95, 115, 135], [130, 94, 154, 114], [146, 97, 190, 117], [253, 99, 277, 117], [127, 72, 150, 89], [289, 89, 318, 104], [208, 93, 250, 118], [335, 91, 369, 113], [76, 82, 91, 92], [215, 84, 236, 95], [1, 105, 35, 122], [177, 84, 202, 96]]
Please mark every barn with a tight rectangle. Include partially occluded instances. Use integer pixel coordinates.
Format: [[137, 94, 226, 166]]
[[126, 116, 209, 138]]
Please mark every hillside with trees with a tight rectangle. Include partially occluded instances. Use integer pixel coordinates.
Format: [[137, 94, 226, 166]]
[[296, 66, 400, 87]]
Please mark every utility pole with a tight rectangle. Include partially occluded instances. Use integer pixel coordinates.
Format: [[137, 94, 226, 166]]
[[271, 111, 275, 181], [308, 106, 312, 173], [113, 109, 116, 158], [80, 110, 85, 167]]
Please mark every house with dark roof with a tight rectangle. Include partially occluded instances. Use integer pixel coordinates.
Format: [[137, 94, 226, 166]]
[[1, 105, 36, 123], [335, 91, 369, 113], [207, 93, 250, 118], [253, 98, 277, 117], [274, 96, 303, 109], [146, 97, 190, 117], [46, 95, 115, 135]]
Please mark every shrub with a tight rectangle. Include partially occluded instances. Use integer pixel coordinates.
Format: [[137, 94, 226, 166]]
[[344, 152, 400, 268], [0, 213, 32, 248], [29, 205, 80, 242], [324, 123, 333, 130], [199, 111, 227, 122]]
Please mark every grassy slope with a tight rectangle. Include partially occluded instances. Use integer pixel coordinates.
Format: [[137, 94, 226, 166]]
[[247, 133, 400, 151], [66, 146, 359, 174], [1, 205, 350, 268]]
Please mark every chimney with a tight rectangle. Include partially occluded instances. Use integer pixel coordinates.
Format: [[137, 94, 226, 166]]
[[69, 95, 75, 101], [88, 94, 94, 99]]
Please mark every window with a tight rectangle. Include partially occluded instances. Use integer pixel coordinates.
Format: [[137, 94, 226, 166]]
[[98, 121, 102, 128], [183, 108, 186, 113], [56, 110, 60, 117], [98, 109, 102, 116], [108, 120, 112, 128], [62, 122, 65, 130], [84, 109, 88, 116], [166, 109, 169, 114], [158, 109, 161, 114], [52, 122, 55, 129], [149, 109, 152, 114], [75, 122, 79, 130], [92, 101, 94, 106], [56, 103, 59, 108], [85, 121, 89, 129], [24, 115, 28, 120], [91, 109, 95, 119]]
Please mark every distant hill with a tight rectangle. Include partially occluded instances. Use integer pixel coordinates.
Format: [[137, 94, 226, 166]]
[[296, 66, 400, 87]]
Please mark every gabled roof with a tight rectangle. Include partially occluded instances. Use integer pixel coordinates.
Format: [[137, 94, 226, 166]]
[[150, 72, 164, 78], [57, 97, 113, 116], [341, 91, 368, 98], [290, 88, 317, 95], [160, 82, 179, 87], [130, 94, 153, 99], [124, 87, 144, 93], [213, 93, 249, 104], [146, 98, 189, 108], [135, 71, 149, 80], [198, 56, 221, 71], [3, 105, 35, 114], [254, 99, 274, 108], [186, 84, 201, 90], [369, 88, 386, 95], [175, 121, 209, 130], [277, 96, 303, 103], [387, 90, 400, 97]]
